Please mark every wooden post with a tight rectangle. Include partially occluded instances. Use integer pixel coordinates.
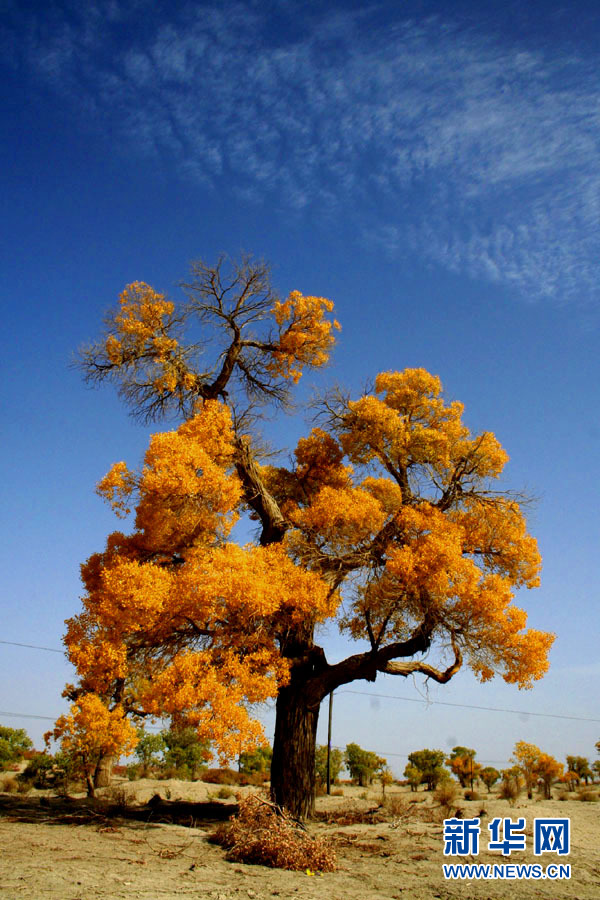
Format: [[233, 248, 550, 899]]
[[326, 691, 333, 795]]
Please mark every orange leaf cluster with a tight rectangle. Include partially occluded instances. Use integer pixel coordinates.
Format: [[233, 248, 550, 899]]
[[46, 694, 138, 762], [268, 291, 341, 383]]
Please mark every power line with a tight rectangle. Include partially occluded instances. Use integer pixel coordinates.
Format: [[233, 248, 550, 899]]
[[0, 640, 63, 654], [0, 710, 56, 721], [329, 743, 510, 765], [3, 638, 598, 724], [338, 689, 600, 724]]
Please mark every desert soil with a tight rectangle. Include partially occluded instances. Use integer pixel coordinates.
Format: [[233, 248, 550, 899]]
[[0, 778, 598, 900]]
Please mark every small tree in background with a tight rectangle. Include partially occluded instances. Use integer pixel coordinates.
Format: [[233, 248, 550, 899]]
[[566, 755, 592, 786], [0, 726, 33, 770], [380, 767, 394, 798], [561, 770, 580, 792], [315, 745, 343, 786], [404, 763, 423, 792], [512, 741, 541, 800], [45, 695, 137, 796], [239, 745, 273, 777], [447, 746, 481, 789], [134, 728, 165, 777], [407, 749, 446, 791], [499, 765, 523, 804], [162, 726, 210, 780], [344, 743, 386, 787], [536, 753, 563, 799], [480, 766, 500, 793]]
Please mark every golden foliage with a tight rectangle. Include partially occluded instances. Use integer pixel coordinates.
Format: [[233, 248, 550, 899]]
[[46, 695, 137, 763], [67, 280, 554, 775], [268, 291, 341, 383]]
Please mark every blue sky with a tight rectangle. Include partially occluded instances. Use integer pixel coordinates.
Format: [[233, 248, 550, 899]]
[[1, 0, 599, 775]]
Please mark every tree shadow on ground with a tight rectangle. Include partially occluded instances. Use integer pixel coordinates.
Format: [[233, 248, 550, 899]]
[[0, 793, 236, 827]]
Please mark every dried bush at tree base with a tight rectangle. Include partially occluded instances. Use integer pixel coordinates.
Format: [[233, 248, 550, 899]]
[[210, 794, 336, 871]]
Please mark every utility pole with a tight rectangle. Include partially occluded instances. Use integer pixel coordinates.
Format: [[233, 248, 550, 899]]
[[326, 690, 334, 795]]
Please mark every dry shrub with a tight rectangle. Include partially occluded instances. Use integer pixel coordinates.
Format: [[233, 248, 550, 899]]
[[499, 779, 520, 806], [578, 790, 598, 802], [464, 789, 480, 801], [1, 775, 19, 793], [314, 804, 388, 826], [434, 782, 458, 815], [1, 774, 30, 794], [383, 794, 410, 817], [211, 794, 336, 871], [203, 767, 241, 785], [104, 784, 131, 810], [331, 788, 344, 797]]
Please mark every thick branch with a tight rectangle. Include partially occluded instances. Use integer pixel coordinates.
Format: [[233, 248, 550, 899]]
[[383, 639, 462, 683], [301, 618, 438, 708], [234, 436, 287, 546]]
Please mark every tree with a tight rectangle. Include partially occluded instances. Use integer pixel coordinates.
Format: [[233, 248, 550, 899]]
[[162, 727, 210, 779], [344, 742, 386, 786], [480, 766, 500, 793], [239, 745, 273, 776], [566, 755, 592, 785], [404, 763, 423, 792], [561, 769, 580, 791], [315, 744, 343, 785], [407, 749, 446, 791], [60, 256, 553, 818], [536, 753, 563, 799], [45, 695, 137, 796], [0, 725, 32, 770], [134, 727, 165, 777], [512, 741, 541, 800], [447, 746, 481, 789]]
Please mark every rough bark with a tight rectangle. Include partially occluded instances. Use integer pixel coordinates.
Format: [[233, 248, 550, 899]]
[[85, 771, 96, 798], [270, 682, 320, 820], [93, 754, 114, 789]]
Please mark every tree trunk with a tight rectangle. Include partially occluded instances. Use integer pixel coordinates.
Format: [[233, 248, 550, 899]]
[[85, 770, 96, 797], [270, 683, 319, 819], [94, 754, 114, 789]]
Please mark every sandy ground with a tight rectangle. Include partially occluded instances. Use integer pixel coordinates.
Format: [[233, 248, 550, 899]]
[[0, 778, 598, 900]]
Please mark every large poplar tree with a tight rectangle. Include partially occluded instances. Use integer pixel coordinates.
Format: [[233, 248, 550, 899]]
[[57, 256, 553, 817]]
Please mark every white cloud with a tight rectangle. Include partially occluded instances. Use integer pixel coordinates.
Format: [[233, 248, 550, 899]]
[[5, 1, 600, 304]]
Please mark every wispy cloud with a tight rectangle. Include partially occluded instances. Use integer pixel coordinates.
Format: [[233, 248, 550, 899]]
[[4, 1, 600, 303]]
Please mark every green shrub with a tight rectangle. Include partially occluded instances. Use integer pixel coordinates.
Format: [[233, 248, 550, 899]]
[[215, 785, 235, 799], [19, 753, 54, 788], [0, 726, 33, 771], [238, 745, 272, 777]]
